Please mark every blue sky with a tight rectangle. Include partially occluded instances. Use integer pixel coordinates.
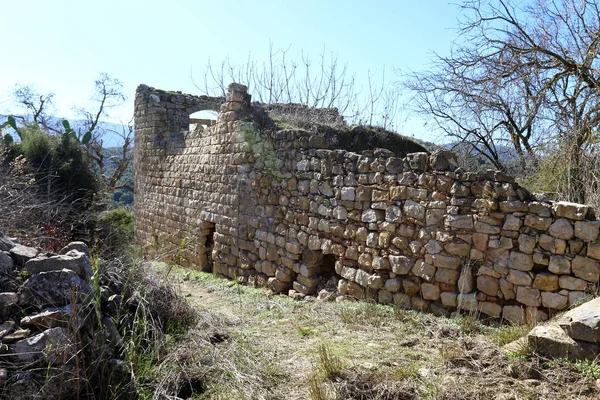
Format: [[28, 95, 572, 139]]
[[1, 0, 463, 142]]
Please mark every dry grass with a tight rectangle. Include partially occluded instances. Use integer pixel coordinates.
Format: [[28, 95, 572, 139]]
[[148, 264, 600, 400]]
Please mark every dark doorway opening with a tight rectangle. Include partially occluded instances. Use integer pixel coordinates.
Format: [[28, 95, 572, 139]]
[[200, 223, 216, 272], [321, 254, 337, 279]]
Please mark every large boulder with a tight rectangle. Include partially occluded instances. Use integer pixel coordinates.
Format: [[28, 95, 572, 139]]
[[9, 245, 39, 267], [25, 250, 92, 280], [528, 322, 599, 361], [18, 269, 92, 309], [558, 296, 600, 343], [0, 232, 16, 251], [11, 327, 75, 365]]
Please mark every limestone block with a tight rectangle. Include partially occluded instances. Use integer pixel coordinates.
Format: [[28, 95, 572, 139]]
[[393, 293, 411, 309], [457, 293, 478, 312], [340, 187, 355, 201], [412, 260, 436, 281], [499, 278, 516, 300], [480, 301, 502, 318], [528, 323, 599, 361], [548, 219, 574, 240], [385, 205, 402, 223], [532, 273, 559, 291], [541, 291, 568, 310], [362, 209, 385, 223], [558, 297, 600, 343], [499, 201, 528, 213], [445, 215, 473, 230], [518, 234, 537, 254], [588, 243, 600, 260], [404, 200, 425, 222], [553, 201, 589, 221], [524, 215, 552, 231], [571, 256, 599, 282], [574, 221, 600, 242], [503, 215, 523, 231], [444, 242, 471, 257], [390, 186, 407, 200], [432, 254, 460, 269], [503, 305, 526, 325], [477, 275, 499, 296], [472, 233, 488, 252], [559, 275, 588, 291], [384, 278, 402, 292], [378, 290, 393, 304], [440, 291, 458, 307], [398, 280, 418, 297], [421, 283, 440, 300], [367, 274, 384, 289], [435, 267, 460, 285], [458, 266, 474, 293], [509, 251, 534, 271], [516, 286, 541, 307], [389, 255, 414, 275]]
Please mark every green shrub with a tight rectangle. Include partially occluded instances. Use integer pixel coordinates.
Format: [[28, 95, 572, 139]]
[[97, 208, 134, 257]]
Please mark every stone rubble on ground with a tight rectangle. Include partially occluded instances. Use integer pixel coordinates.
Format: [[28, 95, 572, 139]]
[[0, 236, 129, 399]]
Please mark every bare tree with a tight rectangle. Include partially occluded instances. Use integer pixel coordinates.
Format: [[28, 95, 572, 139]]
[[194, 44, 399, 129], [404, 0, 600, 203], [10, 74, 134, 194]]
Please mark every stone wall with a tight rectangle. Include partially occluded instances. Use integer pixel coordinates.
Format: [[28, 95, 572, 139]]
[[134, 83, 600, 324]]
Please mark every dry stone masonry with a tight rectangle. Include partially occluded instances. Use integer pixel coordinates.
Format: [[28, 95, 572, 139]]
[[134, 83, 600, 325]]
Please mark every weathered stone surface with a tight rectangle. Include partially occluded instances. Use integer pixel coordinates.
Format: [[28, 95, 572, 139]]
[[458, 266, 474, 293], [589, 243, 600, 260], [430, 150, 457, 171], [445, 215, 473, 229], [558, 275, 588, 291], [20, 308, 71, 330], [477, 275, 499, 296], [541, 292, 568, 310], [421, 283, 440, 300], [0, 250, 13, 272], [503, 215, 523, 231], [558, 297, 600, 343], [571, 256, 599, 282], [509, 251, 534, 271], [518, 234, 537, 254], [548, 219, 574, 240], [440, 291, 458, 307], [516, 286, 541, 307], [479, 301, 502, 318], [532, 273, 559, 291], [574, 221, 600, 242], [528, 323, 599, 361], [19, 269, 93, 308], [389, 255, 414, 275], [457, 293, 478, 312], [435, 267, 460, 285], [431, 254, 460, 269], [0, 232, 16, 251], [58, 241, 90, 258], [553, 201, 589, 221], [404, 200, 425, 222], [508, 269, 533, 286], [524, 215, 552, 230], [503, 305, 526, 325], [25, 250, 91, 279], [548, 256, 571, 275], [9, 245, 39, 266], [412, 260, 436, 281], [11, 327, 75, 365]]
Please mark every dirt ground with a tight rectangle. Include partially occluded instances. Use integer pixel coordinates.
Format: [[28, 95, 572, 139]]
[[153, 264, 600, 400]]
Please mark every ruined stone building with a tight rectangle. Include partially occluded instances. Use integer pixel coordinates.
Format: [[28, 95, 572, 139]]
[[134, 83, 600, 324]]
